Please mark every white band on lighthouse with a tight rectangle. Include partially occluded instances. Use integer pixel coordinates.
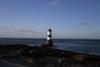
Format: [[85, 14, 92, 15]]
[[47, 31, 51, 35], [47, 37, 51, 40], [47, 30, 51, 40]]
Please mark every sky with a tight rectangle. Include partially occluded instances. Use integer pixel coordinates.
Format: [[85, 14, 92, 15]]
[[0, 0, 100, 39]]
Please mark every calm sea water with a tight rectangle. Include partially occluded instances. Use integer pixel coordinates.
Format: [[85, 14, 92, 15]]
[[0, 38, 100, 55]]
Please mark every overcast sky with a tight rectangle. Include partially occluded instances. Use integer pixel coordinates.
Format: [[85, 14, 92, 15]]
[[0, 0, 100, 39]]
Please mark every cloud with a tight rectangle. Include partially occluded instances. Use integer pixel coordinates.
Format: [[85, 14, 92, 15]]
[[15, 28, 39, 34], [0, 26, 8, 30], [50, 0, 59, 6], [0, 27, 42, 38], [80, 22, 90, 26]]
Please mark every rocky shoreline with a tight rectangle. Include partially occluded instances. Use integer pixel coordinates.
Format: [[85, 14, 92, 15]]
[[0, 44, 100, 67]]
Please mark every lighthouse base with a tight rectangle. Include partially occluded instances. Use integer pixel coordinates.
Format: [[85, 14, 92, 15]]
[[41, 40, 54, 48]]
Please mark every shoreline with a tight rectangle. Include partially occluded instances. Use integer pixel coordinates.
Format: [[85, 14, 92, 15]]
[[0, 44, 100, 67]]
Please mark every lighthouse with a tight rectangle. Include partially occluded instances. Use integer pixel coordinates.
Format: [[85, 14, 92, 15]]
[[42, 28, 53, 47], [47, 28, 52, 41]]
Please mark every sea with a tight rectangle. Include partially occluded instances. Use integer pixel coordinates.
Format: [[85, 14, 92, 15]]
[[0, 38, 100, 55]]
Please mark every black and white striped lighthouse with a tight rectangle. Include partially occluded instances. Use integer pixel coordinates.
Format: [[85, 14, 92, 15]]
[[42, 28, 53, 47], [47, 28, 52, 41]]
